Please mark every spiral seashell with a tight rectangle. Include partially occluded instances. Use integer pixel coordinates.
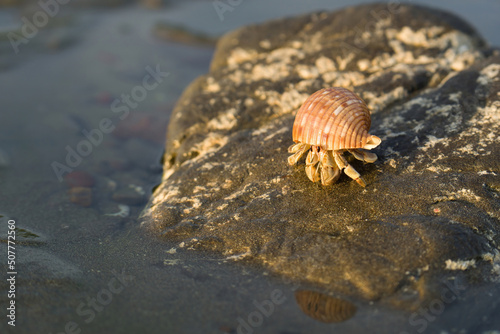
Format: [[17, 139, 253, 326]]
[[292, 87, 379, 151], [294, 290, 357, 323]]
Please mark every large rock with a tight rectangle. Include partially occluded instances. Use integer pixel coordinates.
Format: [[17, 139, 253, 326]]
[[141, 3, 500, 310]]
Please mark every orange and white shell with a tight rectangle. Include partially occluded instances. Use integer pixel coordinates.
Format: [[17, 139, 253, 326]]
[[292, 87, 374, 151]]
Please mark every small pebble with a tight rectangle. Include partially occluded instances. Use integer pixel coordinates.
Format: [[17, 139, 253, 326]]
[[68, 187, 92, 207], [113, 113, 167, 144], [105, 204, 130, 218], [141, 0, 163, 9], [94, 91, 114, 105], [112, 186, 147, 206], [64, 171, 95, 188]]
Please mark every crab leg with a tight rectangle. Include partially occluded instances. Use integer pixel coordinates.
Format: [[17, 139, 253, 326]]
[[318, 150, 340, 186], [305, 147, 321, 183], [348, 149, 378, 163], [288, 143, 310, 166], [333, 152, 366, 187], [320, 164, 341, 186]]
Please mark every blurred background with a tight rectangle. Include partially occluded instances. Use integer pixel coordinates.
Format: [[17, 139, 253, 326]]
[[0, 1, 499, 333]]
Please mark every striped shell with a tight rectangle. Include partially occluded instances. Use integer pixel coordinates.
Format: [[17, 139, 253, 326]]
[[292, 87, 373, 150]]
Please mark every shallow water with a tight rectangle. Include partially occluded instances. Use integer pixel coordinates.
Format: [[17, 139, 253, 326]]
[[0, 1, 499, 333]]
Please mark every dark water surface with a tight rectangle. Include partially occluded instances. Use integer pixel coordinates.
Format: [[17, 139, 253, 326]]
[[0, 1, 499, 333]]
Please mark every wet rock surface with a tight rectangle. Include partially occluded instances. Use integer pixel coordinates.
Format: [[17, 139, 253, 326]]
[[141, 3, 500, 309]]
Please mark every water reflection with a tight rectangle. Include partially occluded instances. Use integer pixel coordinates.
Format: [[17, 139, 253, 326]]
[[295, 290, 357, 323]]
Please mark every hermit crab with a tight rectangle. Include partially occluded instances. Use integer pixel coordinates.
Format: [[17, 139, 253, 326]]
[[288, 87, 381, 187]]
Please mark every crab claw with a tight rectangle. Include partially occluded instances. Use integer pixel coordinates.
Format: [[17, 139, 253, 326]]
[[305, 149, 320, 182]]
